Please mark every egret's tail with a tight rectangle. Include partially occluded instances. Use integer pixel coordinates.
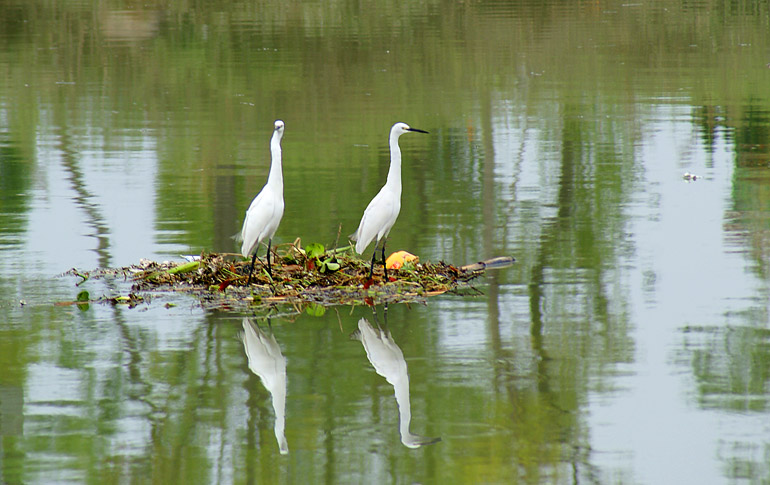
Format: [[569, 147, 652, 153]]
[[233, 232, 247, 258], [349, 231, 362, 254]]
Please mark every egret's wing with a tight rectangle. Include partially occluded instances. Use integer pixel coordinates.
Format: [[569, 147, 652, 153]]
[[351, 188, 398, 254], [241, 318, 286, 389], [240, 186, 276, 256], [241, 318, 271, 376], [357, 318, 405, 381], [382, 332, 406, 361]]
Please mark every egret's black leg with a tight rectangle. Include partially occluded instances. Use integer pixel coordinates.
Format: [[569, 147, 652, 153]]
[[383, 303, 389, 325], [266, 239, 273, 278], [247, 251, 258, 285], [381, 243, 388, 280], [369, 245, 378, 280]]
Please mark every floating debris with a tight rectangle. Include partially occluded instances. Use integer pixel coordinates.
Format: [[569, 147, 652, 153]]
[[64, 243, 513, 314], [683, 172, 699, 181], [386, 250, 419, 270]]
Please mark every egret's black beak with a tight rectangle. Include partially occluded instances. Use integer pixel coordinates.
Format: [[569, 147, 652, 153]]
[[407, 127, 429, 134]]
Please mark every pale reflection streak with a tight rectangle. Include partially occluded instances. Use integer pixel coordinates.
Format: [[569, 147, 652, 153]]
[[240, 317, 289, 455], [55, 125, 112, 269], [352, 316, 441, 449]]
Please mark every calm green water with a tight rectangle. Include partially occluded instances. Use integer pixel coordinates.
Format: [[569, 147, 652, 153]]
[[2, 0, 770, 483]]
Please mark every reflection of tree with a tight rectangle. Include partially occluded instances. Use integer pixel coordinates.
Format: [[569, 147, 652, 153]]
[[54, 123, 112, 270], [525, 101, 631, 483], [687, 325, 770, 411], [442, 89, 629, 482], [683, 324, 770, 480], [723, 103, 770, 281], [734, 103, 770, 170], [661, 96, 770, 481], [2, 0, 770, 482], [692, 105, 722, 158], [682, 104, 770, 476], [700, 99, 770, 399], [0, 139, 31, 248], [0, 69, 37, 253]]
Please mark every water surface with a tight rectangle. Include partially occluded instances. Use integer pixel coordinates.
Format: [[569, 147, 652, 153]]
[[1, 1, 769, 483]]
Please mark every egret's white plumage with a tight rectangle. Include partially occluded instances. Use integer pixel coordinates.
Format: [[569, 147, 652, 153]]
[[241, 120, 285, 282], [241, 318, 289, 454], [352, 317, 441, 448], [350, 122, 428, 279]]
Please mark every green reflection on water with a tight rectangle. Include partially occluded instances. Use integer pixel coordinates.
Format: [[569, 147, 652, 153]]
[[1, 0, 770, 483]]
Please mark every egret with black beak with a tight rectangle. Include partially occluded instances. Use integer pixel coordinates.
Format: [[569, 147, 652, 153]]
[[350, 122, 428, 280]]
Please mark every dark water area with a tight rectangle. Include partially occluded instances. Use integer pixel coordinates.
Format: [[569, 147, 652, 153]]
[[1, 1, 770, 483]]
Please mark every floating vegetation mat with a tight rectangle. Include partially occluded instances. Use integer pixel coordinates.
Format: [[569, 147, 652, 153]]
[[66, 247, 514, 314]]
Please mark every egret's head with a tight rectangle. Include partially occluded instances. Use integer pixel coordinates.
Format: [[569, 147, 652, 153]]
[[392, 122, 428, 136], [274, 120, 285, 132]]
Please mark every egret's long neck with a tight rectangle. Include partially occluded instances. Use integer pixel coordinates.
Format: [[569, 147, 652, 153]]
[[394, 377, 413, 442], [267, 132, 284, 191], [272, 378, 288, 454], [385, 132, 403, 194]]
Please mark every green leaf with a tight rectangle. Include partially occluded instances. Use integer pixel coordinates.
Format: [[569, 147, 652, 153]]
[[74, 271, 89, 286], [168, 260, 200, 274], [305, 303, 326, 317], [319, 258, 341, 273], [76, 290, 90, 302], [305, 243, 325, 260]]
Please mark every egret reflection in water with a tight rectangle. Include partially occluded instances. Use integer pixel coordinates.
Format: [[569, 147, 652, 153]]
[[352, 315, 441, 449], [240, 317, 289, 455]]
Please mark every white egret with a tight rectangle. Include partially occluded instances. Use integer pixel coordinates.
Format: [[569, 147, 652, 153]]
[[240, 318, 289, 454], [241, 120, 285, 284], [350, 122, 428, 280], [352, 317, 441, 448]]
